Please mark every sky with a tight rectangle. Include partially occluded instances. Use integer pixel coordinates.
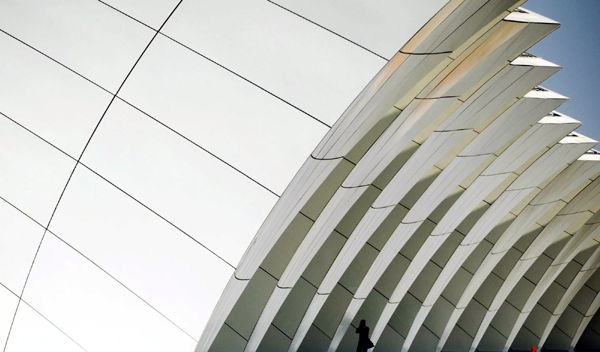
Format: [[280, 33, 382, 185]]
[[526, 0, 600, 139]]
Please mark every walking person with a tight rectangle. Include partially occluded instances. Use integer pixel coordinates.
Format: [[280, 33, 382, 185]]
[[356, 319, 374, 352]]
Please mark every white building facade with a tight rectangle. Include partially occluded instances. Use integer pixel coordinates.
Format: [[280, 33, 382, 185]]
[[0, 0, 599, 351]]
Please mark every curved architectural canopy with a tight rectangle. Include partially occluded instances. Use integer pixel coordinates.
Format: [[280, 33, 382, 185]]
[[1, 1, 599, 352], [198, 2, 600, 352]]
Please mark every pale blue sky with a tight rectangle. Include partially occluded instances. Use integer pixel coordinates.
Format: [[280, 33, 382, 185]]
[[526, 0, 600, 139]]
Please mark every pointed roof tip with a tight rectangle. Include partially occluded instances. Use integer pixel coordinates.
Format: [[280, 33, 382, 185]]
[[559, 130, 598, 145], [539, 111, 581, 125], [578, 151, 600, 161], [511, 55, 561, 68], [505, 7, 561, 25], [524, 87, 569, 101]]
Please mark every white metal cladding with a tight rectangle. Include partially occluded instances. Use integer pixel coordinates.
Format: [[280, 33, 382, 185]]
[[1, 1, 600, 352], [198, 2, 600, 352]]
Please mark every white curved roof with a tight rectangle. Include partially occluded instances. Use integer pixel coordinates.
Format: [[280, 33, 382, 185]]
[[1, 1, 600, 352]]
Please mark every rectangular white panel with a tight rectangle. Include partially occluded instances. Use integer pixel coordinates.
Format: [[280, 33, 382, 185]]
[[80, 99, 277, 266], [22, 235, 196, 352], [0, 116, 75, 225], [161, 0, 385, 125], [270, 0, 448, 59], [6, 302, 85, 352], [119, 36, 328, 194], [0, 285, 18, 350], [0, 0, 155, 92], [0, 33, 112, 157], [0, 199, 44, 294], [100, 0, 180, 29], [50, 160, 243, 337]]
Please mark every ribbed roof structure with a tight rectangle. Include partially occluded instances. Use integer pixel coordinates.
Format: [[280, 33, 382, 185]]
[[198, 2, 600, 352], [1, 1, 600, 352]]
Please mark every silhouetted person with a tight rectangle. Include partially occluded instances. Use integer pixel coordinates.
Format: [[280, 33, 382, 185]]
[[356, 319, 374, 352]]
